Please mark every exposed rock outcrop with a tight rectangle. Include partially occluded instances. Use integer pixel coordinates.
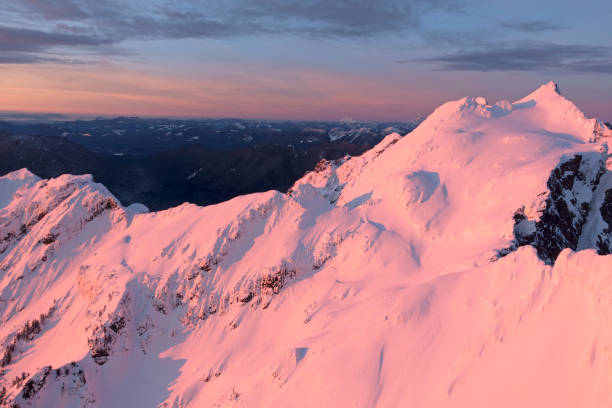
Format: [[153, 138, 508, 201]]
[[507, 150, 609, 264], [596, 188, 612, 254]]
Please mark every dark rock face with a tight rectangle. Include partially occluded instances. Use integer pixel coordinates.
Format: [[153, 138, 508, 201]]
[[88, 312, 128, 366], [261, 265, 297, 295], [9, 362, 89, 406], [596, 189, 612, 255], [533, 155, 602, 263], [21, 366, 51, 400], [508, 152, 607, 264], [599, 189, 612, 226]]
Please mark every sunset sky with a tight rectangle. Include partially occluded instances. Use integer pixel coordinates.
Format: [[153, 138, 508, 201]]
[[1, 0, 611, 121]]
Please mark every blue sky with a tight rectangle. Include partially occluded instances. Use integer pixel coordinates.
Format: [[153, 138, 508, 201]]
[[1, 0, 611, 120]]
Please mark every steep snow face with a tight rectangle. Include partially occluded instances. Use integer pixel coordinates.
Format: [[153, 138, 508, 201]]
[[2, 83, 612, 407]]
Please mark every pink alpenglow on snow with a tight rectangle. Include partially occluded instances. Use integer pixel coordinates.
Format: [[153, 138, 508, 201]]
[[1, 83, 612, 407]]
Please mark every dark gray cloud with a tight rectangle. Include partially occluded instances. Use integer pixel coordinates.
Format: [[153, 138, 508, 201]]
[[404, 44, 612, 74], [0, 26, 111, 52], [500, 20, 566, 32], [0, 24, 114, 64], [6, 0, 456, 39], [0, 51, 49, 64], [16, 0, 89, 20], [0, 0, 461, 63], [420, 29, 489, 47], [0, 50, 90, 64], [0, 25, 113, 64], [235, 0, 418, 37]]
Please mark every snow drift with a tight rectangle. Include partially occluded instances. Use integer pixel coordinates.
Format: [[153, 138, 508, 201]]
[[1, 82, 612, 407]]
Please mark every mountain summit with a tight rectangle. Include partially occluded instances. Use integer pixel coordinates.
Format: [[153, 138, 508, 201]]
[[1, 83, 612, 407]]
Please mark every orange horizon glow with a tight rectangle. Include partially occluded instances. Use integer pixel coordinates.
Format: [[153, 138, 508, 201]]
[[0, 62, 448, 121], [2, 62, 611, 122]]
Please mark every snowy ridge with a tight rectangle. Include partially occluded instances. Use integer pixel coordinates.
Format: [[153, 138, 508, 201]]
[[2, 83, 612, 407]]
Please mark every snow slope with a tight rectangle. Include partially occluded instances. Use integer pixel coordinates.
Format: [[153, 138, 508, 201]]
[[1, 82, 612, 407]]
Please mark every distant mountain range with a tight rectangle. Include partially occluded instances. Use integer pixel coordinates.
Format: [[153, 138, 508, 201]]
[[0, 117, 419, 210], [0, 117, 419, 155]]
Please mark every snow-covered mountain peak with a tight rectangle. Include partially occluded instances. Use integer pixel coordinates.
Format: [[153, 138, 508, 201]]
[[408, 81, 610, 147], [0, 169, 41, 209], [1, 169, 39, 183], [2, 83, 612, 407], [290, 81, 610, 273], [530, 80, 561, 96], [513, 81, 611, 142], [515, 81, 571, 107], [0, 170, 139, 270]]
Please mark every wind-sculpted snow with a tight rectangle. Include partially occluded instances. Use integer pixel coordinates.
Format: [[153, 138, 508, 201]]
[[1, 82, 612, 407]]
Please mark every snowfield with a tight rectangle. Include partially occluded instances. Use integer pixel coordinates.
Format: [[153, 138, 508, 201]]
[[1, 82, 612, 407]]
